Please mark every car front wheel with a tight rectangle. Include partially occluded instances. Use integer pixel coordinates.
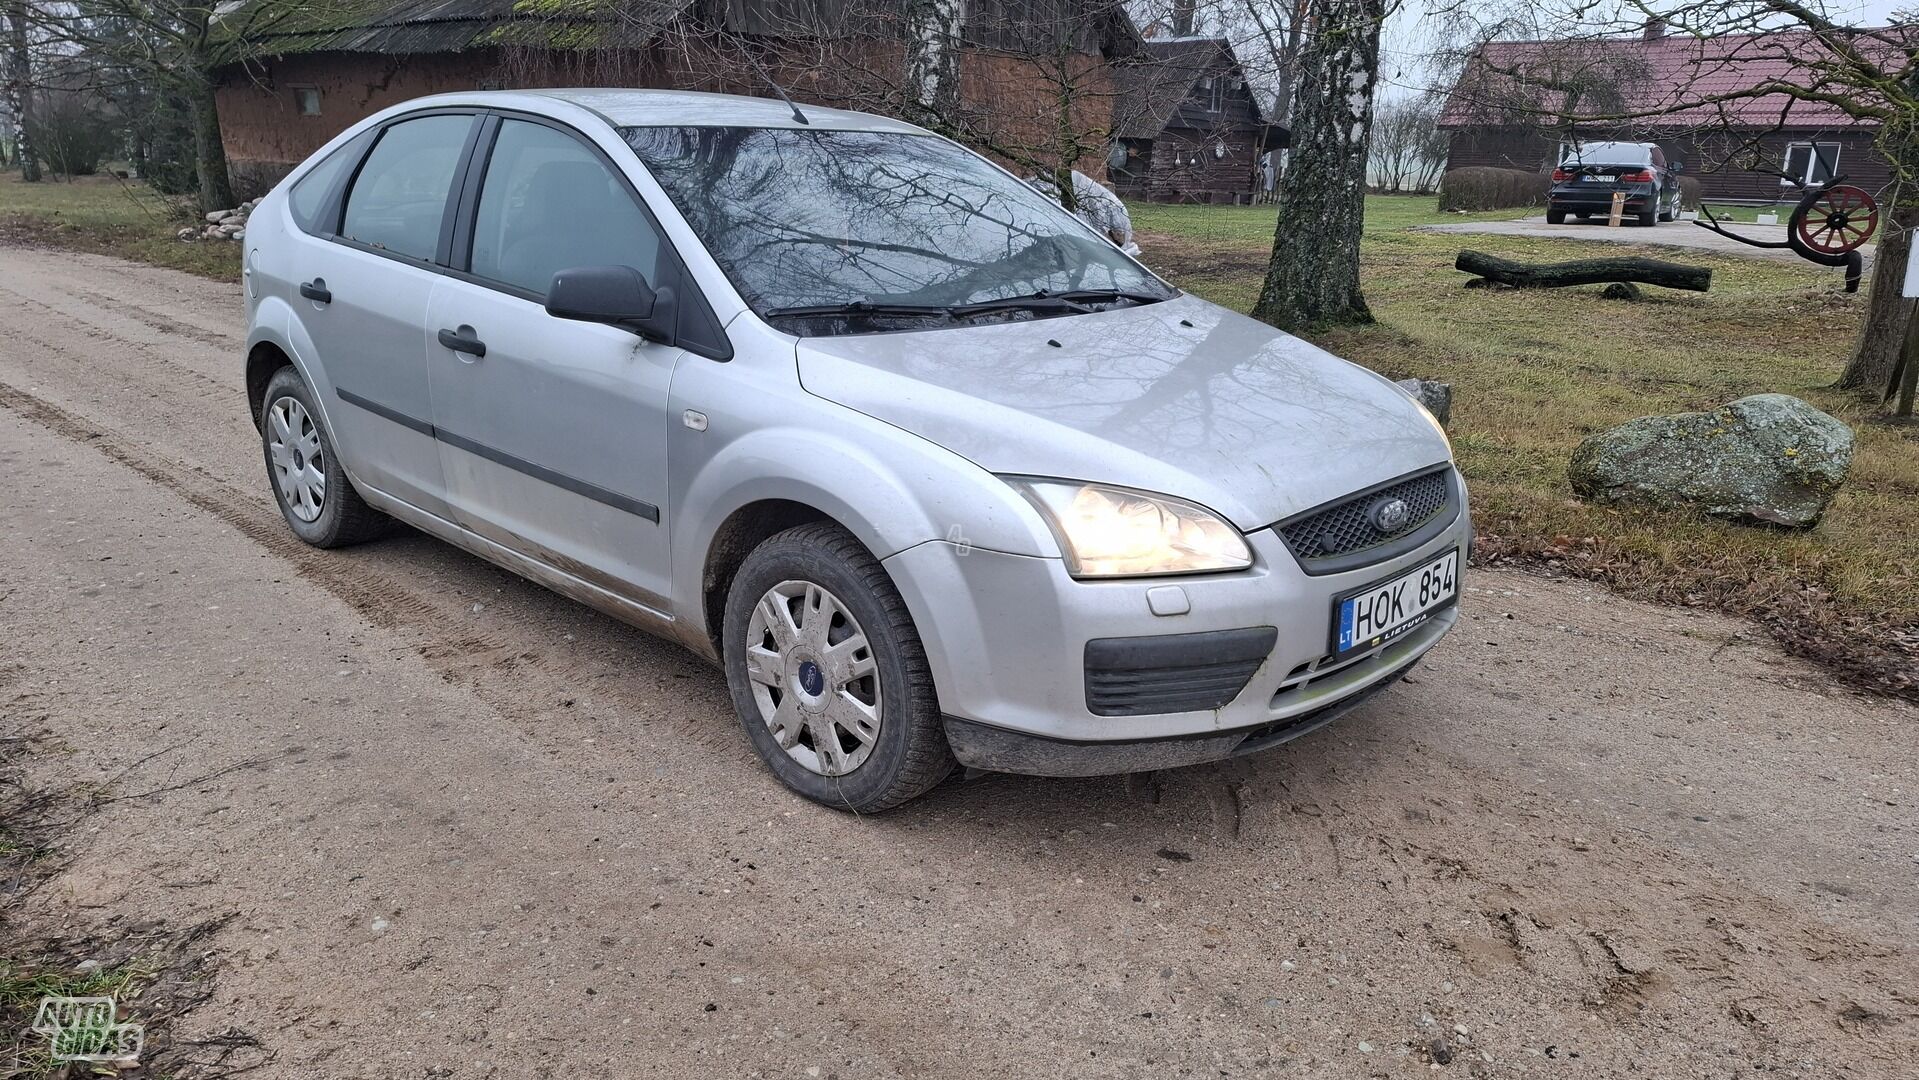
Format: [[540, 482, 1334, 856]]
[[723, 522, 956, 811]]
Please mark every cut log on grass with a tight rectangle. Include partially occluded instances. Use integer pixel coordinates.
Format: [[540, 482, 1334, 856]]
[[1455, 250, 1712, 292]]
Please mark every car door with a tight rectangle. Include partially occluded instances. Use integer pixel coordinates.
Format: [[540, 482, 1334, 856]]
[[294, 111, 479, 517], [424, 115, 681, 612]]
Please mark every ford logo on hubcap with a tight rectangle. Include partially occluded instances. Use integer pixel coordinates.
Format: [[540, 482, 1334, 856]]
[[796, 660, 825, 697], [1370, 497, 1411, 533]]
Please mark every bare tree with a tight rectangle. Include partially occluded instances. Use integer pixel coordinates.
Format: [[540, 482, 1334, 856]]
[[3, 0, 38, 181], [1370, 93, 1447, 192], [1252, 0, 1392, 330], [30, 1, 327, 209]]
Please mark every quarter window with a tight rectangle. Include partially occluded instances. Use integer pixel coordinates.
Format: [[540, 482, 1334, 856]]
[[340, 114, 473, 262], [288, 137, 361, 234], [468, 119, 664, 297], [1783, 142, 1841, 187]]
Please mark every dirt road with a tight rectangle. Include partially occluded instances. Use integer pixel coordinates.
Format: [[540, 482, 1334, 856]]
[[0, 245, 1913, 1078]]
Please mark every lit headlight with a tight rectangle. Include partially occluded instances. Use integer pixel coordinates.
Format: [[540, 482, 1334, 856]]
[[1007, 479, 1252, 578]]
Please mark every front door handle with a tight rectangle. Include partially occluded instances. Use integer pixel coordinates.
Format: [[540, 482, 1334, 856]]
[[437, 327, 487, 358], [299, 279, 331, 304]]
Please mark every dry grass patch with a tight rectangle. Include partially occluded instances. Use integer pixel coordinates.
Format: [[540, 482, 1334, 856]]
[[1135, 196, 1919, 697], [0, 173, 239, 282]]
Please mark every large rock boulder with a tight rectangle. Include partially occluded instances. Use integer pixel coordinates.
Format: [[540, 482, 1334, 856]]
[[1568, 393, 1853, 527]]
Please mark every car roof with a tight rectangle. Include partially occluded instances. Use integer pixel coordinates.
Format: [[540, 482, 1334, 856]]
[[414, 88, 933, 135]]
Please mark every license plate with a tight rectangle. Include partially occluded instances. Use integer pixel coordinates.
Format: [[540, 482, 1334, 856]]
[[1331, 550, 1459, 659], [1580, 174, 1612, 183]]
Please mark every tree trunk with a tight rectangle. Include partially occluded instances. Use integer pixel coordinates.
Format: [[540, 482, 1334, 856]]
[[186, 70, 234, 211], [1837, 198, 1916, 392], [1269, 0, 1309, 130], [902, 0, 961, 124], [1455, 250, 1712, 292], [1172, 0, 1197, 36], [5, 0, 38, 182], [1252, 0, 1385, 332]]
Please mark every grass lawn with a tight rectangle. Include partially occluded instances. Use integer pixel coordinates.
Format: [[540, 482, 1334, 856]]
[[0, 172, 240, 280], [1133, 194, 1917, 696]]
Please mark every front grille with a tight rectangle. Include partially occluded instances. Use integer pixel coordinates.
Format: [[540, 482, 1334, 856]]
[[1278, 467, 1452, 568], [1084, 627, 1276, 717]]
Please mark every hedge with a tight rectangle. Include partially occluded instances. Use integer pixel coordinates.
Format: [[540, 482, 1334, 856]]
[[1437, 167, 1549, 212]]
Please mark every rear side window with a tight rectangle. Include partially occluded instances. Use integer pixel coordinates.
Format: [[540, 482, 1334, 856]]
[[288, 140, 359, 234], [341, 114, 474, 261], [468, 119, 664, 297]]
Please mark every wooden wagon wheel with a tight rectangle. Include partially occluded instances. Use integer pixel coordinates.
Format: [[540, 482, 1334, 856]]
[[1793, 184, 1879, 255]]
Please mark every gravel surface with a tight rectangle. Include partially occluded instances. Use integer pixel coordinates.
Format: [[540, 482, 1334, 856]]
[[0, 246, 1914, 1078]]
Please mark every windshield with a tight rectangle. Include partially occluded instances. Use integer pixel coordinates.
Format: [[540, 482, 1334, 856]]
[[621, 126, 1172, 332]]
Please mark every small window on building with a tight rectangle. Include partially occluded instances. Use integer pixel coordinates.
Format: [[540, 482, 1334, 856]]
[[1782, 142, 1840, 187], [1206, 77, 1224, 113], [292, 86, 322, 116]]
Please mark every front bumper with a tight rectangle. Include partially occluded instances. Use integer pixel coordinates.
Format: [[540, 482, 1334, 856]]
[[882, 489, 1471, 775]]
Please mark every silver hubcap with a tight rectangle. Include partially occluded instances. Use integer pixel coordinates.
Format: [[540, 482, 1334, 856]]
[[267, 396, 326, 522], [744, 580, 881, 777]]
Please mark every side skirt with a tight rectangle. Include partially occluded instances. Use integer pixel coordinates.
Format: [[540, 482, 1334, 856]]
[[356, 484, 718, 662]]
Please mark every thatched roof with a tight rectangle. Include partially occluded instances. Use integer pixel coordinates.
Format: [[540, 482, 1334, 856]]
[[231, 0, 695, 57], [228, 0, 1141, 60]]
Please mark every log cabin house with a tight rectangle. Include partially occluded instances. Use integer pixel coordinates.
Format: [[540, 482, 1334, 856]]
[[213, 0, 1143, 195], [1107, 36, 1282, 204]]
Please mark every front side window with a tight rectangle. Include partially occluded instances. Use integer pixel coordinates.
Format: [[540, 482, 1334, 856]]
[[622, 126, 1170, 334], [469, 119, 664, 297], [341, 114, 473, 261], [1783, 142, 1840, 187]]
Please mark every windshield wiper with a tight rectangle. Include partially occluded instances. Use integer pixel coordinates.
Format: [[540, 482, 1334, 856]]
[[947, 288, 1167, 318], [763, 301, 954, 321]]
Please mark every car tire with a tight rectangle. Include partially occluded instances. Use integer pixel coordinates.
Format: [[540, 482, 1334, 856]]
[[1659, 193, 1677, 222], [1546, 207, 1566, 224], [260, 366, 391, 548], [1638, 209, 1658, 227], [723, 522, 956, 812]]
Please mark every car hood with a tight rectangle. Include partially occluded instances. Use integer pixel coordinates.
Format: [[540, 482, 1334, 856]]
[[795, 294, 1451, 530]]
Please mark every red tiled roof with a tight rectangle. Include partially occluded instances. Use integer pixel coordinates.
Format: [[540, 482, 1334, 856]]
[[1438, 29, 1902, 130]]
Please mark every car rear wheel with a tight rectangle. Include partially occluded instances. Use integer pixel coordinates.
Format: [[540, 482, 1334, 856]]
[[723, 522, 956, 812], [1637, 208, 1658, 227], [1546, 207, 1566, 224], [260, 367, 390, 548]]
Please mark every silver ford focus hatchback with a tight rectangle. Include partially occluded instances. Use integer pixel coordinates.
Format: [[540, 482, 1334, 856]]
[[243, 89, 1467, 811]]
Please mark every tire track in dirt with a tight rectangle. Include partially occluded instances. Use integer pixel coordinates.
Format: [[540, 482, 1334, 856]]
[[0, 379, 730, 752]]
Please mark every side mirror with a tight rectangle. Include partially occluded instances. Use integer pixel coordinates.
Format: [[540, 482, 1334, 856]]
[[545, 265, 672, 341], [1670, 161, 1684, 174]]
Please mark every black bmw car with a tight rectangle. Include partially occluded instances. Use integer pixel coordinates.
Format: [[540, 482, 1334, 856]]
[[1547, 141, 1684, 227]]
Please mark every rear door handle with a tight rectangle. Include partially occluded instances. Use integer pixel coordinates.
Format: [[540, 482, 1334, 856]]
[[299, 280, 331, 304], [437, 327, 486, 358]]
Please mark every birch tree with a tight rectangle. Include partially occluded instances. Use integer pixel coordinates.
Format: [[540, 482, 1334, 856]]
[[1252, 0, 1392, 330], [3, 0, 37, 181]]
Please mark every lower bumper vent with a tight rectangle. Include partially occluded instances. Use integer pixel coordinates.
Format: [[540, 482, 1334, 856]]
[[1084, 626, 1277, 717]]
